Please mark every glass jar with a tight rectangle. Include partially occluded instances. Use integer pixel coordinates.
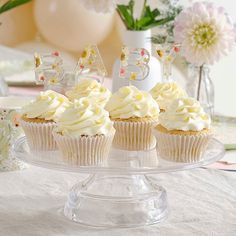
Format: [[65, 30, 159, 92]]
[[0, 76, 9, 96], [187, 64, 214, 116]]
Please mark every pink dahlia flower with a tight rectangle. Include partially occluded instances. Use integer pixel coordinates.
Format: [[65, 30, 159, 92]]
[[174, 2, 236, 65]]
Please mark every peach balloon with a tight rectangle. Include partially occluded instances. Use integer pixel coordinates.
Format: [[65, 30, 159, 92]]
[[34, 0, 114, 52], [0, 2, 37, 46]]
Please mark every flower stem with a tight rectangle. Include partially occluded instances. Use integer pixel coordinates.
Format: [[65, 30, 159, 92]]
[[197, 65, 204, 101], [141, 0, 147, 18]]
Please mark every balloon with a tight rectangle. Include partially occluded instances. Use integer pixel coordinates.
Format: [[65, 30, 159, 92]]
[[15, 41, 77, 68], [115, 14, 126, 42], [34, 0, 114, 52], [0, 2, 37, 46]]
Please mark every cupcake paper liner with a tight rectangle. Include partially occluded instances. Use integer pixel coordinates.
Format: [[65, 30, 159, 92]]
[[53, 129, 115, 166], [154, 129, 212, 163], [20, 119, 57, 151], [113, 119, 158, 151]]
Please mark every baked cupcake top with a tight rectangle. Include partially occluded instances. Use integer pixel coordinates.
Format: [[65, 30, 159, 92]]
[[66, 78, 111, 107], [150, 82, 187, 111], [159, 97, 211, 131], [105, 86, 160, 119], [55, 98, 114, 137], [22, 90, 70, 122]]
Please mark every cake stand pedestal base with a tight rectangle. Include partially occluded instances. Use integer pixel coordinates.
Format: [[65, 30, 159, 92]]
[[13, 137, 225, 228], [64, 174, 168, 228]]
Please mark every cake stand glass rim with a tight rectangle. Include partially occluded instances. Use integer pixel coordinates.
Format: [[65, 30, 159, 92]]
[[12, 136, 225, 175]]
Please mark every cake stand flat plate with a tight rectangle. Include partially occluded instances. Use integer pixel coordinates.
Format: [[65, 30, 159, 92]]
[[13, 136, 225, 175]]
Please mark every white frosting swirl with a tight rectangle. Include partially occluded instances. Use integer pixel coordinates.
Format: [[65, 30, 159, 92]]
[[56, 98, 114, 137], [159, 97, 211, 131], [22, 90, 70, 121], [150, 82, 187, 110], [105, 86, 160, 119], [66, 78, 111, 107]]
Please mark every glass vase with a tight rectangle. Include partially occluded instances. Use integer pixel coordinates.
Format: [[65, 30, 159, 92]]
[[0, 76, 9, 96], [187, 64, 214, 116], [112, 29, 162, 92]]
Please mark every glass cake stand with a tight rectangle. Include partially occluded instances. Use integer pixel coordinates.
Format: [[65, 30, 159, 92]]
[[13, 136, 225, 228]]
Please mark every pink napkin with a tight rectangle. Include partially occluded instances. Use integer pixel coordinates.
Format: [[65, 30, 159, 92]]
[[206, 162, 236, 171]]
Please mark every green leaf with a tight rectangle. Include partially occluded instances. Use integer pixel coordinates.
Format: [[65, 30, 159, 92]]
[[151, 35, 168, 44], [136, 16, 153, 30], [0, 0, 32, 14], [143, 6, 152, 18], [128, 0, 134, 16], [116, 0, 177, 31], [140, 0, 147, 19], [225, 144, 236, 150], [135, 5, 156, 30], [142, 16, 175, 30], [137, 6, 160, 28], [128, 0, 135, 28], [151, 8, 161, 18], [117, 4, 136, 30]]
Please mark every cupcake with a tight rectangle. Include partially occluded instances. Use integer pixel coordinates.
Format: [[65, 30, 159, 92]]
[[66, 78, 111, 107], [154, 97, 212, 163], [20, 90, 70, 151], [105, 86, 160, 151], [150, 82, 187, 112], [53, 98, 115, 166]]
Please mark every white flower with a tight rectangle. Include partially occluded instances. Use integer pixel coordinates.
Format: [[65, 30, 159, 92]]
[[80, 0, 115, 13], [174, 2, 236, 65], [80, 0, 129, 13]]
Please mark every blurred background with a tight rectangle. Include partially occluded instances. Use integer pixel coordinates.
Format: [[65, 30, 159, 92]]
[[0, 0, 235, 116]]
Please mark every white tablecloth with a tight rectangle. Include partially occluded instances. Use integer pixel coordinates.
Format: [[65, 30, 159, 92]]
[[0, 166, 235, 236]]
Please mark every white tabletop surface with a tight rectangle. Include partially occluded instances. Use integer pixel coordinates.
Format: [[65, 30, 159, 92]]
[[0, 166, 236, 236]]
